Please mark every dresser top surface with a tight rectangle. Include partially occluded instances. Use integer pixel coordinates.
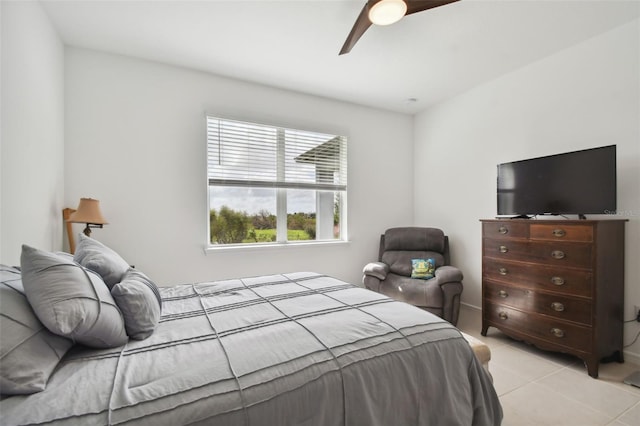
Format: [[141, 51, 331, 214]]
[[480, 218, 628, 224]]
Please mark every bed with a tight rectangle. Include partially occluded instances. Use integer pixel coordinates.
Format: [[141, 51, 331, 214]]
[[1, 253, 502, 425]]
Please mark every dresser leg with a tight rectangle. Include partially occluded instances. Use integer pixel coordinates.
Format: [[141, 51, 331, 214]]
[[586, 359, 599, 378], [481, 323, 489, 337]]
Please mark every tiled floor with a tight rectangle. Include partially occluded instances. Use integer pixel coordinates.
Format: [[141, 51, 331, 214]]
[[457, 305, 640, 426]]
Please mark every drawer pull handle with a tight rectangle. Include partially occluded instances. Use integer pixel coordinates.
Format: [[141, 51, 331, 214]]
[[498, 312, 508, 320], [550, 328, 565, 338], [551, 276, 565, 286], [551, 302, 565, 312], [499, 267, 508, 275], [552, 228, 566, 237], [499, 245, 508, 253], [498, 226, 508, 235], [551, 250, 565, 259], [498, 290, 508, 298]]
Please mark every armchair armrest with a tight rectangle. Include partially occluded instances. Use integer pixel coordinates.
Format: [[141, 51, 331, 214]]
[[363, 262, 389, 280], [434, 265, 463, 284]]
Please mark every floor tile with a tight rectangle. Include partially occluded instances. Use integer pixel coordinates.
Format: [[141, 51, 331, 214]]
[[536, 368, 640, 419], [500, 382, 612, 426], [489, 344, 565, 382], [457, 304, 481, 329], [488, 361, 531, 397], [616, 401, 640, 425]]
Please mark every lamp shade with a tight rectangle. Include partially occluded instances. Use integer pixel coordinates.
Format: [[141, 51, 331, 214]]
[[67, 198, 108, 225], [368, 0, 407, 26]]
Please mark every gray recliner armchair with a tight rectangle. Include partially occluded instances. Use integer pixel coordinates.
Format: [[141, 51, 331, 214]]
[[363, 227, 463, 325]]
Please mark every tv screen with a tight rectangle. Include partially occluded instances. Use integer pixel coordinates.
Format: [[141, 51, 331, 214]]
[[497, 145, 616, 217]]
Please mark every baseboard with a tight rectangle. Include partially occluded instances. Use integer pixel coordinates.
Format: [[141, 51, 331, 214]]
[[460, 301, 481, 311], [624, 349, 640, 366]]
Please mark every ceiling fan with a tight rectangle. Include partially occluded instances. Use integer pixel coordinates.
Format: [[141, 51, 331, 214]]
[[340, 0, 460, 55]]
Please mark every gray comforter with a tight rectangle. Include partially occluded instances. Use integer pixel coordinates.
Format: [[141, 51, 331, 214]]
[[1, 272, 502, 425]]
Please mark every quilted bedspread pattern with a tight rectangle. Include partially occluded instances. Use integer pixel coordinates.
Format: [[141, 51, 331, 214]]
[[1, 272, 502, 425]]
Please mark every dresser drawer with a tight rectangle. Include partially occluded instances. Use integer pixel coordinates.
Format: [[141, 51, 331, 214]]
[[483, 239, 592, 269], [530, 224, 593, 242], [484, 281, 592, 325], [483, 259, 592, 298], [484, 302, 592, 352], [482, 221, 528, 239]]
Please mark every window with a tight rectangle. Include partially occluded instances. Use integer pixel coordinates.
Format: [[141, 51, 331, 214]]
[[207, 116, 347, 247]]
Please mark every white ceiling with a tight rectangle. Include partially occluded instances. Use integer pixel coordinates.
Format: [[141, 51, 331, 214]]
[[40, 0, 640, 114]]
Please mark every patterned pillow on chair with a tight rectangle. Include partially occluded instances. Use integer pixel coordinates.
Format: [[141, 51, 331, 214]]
[[411, 258, 435, 279]]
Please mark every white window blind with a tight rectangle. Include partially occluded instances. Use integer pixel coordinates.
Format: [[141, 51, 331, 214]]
[[207, 116, 347, 191]]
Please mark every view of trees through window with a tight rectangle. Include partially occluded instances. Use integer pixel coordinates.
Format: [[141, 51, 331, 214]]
[[209, 202, 340, 244]]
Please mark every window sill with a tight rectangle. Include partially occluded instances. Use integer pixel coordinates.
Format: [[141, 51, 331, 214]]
[[204, 239, 350, 254]]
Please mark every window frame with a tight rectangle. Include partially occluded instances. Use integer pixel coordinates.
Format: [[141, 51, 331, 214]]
[[205, 115, 348, 250]]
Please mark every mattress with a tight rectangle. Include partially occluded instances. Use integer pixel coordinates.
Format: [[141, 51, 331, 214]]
[[1, 272, 502, 425]]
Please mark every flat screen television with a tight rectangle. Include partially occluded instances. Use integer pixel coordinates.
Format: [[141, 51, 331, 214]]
[[497, 145, 616, 218]]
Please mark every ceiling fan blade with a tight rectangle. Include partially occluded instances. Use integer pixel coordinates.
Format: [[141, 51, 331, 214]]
[[405, 0, 460, 16], [339, 0, 460, 55], [339, 3, 371, 55]]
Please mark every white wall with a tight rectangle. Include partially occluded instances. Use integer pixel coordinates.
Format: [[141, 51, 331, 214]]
[[64, 48, 414, 286], [414, 20, 640, 357], [0, 0, 65, 265], [9, 1, 637, 356]]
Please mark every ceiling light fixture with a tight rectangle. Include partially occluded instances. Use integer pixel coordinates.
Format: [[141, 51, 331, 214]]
[[368, 0, 408, 26]]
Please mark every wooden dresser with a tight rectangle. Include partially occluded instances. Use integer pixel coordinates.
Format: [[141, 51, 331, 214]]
[[480, 219, 626, 378]]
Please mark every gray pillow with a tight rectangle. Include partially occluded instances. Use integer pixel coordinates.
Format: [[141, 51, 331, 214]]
[[111, 269, 162, 340], [74, 234, 130, 289], [0, 265, 73, 395], [20, 245, 128, 348]]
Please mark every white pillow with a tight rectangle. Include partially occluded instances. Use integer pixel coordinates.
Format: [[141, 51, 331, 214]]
[[21, 245, 128, 348]]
